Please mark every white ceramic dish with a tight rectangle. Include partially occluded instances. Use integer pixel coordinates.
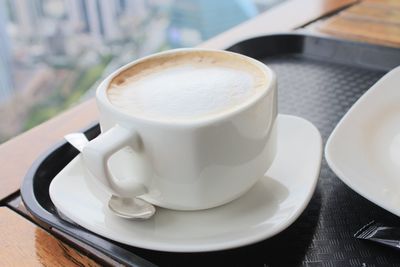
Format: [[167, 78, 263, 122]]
[[50, 114, 322, 252], [326, 66, 400, 217]]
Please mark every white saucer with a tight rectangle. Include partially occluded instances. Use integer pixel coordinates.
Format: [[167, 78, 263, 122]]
[[50, 114, 322, 252], [326, 66, 400, 217]]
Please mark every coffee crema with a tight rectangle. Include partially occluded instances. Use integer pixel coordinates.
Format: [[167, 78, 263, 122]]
[[107, 51, 267, 121]]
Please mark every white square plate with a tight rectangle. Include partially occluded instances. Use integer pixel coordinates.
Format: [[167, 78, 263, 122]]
[[325, 66, 400, 216]]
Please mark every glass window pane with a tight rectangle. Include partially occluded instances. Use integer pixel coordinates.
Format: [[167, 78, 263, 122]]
[[0, 0, 285, 143]]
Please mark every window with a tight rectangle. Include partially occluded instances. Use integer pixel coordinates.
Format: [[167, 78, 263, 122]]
[[0, 0, 284, 143]]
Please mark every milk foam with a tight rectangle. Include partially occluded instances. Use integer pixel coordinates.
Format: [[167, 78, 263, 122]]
[[107, 52, 266, 121]]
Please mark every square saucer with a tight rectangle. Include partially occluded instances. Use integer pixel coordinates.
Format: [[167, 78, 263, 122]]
[[50, 114, 322, 252], [326, 66, 400, 217]]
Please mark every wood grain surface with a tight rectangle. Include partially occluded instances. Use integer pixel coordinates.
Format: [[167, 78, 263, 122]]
[[200, 0, 356, 49], [0, 207, 100, 267], [318, 0, 400, 47], [0, 0, 357, 202], [0, 99, 98, 201]]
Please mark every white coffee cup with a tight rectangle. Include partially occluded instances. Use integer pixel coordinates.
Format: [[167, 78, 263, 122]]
[[82, 48, 277, 210]]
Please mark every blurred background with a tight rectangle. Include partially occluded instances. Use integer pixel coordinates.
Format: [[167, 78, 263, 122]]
[[0, 0, 284, 143]]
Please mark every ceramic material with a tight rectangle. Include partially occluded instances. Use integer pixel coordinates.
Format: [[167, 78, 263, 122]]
[[82, 48, 278, 210], [50, 114, 322, 252], [325, 66, 400, 217], [65, 133, 156, 220]]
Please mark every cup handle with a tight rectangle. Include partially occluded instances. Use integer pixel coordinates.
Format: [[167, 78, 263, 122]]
[[82, 124, 147, 197]]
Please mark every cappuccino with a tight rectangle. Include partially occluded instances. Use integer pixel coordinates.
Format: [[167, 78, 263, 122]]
[[107, 51, 267, 121], [82, 48, 277, 210]]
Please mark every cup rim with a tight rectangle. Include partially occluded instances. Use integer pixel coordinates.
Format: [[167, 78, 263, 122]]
[[96, 48, 276, 128]]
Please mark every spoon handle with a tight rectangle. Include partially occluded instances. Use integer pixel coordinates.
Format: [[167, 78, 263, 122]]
[[65, 133, 89, 152]]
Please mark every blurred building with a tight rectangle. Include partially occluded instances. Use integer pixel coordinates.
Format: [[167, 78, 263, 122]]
[[168, 0, 257, 47], [65, 0, 90, 33], [45, 25, 66, 56], [117, 0, 147, 21], [10, 0, 43, 40], [66, 0, 120, 41], [0, 2, 14, 103], [95, 0, 120, 41]]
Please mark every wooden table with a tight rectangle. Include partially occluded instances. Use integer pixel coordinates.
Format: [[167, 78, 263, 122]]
[[2, 0, 399, 265]]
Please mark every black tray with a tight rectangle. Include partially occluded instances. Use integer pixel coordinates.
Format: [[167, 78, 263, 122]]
[[21, 34, 400, 266]]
